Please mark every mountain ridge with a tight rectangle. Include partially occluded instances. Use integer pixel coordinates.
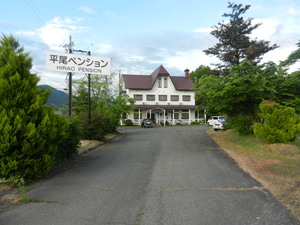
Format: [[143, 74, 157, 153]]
[[39, 85, 68, 110]]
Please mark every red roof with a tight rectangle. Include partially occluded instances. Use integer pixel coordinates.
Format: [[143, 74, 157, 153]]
[[122, 65, 193, 91]]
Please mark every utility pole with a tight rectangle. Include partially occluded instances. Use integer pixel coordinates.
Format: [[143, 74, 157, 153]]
[[62, 36, 91, 120], [87, 51, 91, 125], [63, 35, 75, 116], [72, 48, 92, 134]]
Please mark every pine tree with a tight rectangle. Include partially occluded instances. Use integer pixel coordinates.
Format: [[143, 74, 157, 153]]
[[204, 2, 278, 71], [0, 35, 68, 181]]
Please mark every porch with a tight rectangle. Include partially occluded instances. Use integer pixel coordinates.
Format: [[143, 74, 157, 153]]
[[127, 105, 204, 126]]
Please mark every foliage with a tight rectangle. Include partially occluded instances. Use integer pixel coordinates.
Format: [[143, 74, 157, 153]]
[[190, 65, 219, 83], [73, 74, 135, 139], [124, 119, 133, 126], [203, 2, 278, 71], [280, 40, 300, 67], [0, 175, 25, 187], [77, 95, 134, 140], [78, 110, 112, 140], [72, 74, 116, 114], [194, 61, 274, 117], [56, 117, 82, 162], [275, 71, 300, 113], [253, 100, 300, 143], [0, 35, 68, 181], [228, 114, 253, 135]]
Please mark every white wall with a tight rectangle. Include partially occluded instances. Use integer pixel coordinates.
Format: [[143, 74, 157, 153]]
[[126, 76, 195, 106]]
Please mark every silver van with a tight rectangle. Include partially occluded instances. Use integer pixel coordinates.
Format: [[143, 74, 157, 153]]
[[207, 116, 225, 126]]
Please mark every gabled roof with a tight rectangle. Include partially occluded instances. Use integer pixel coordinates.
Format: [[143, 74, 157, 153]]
[[122, 65, 193, 91]]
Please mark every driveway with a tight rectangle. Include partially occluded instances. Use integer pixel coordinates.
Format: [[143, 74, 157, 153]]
[[0, 126, 298, 225]]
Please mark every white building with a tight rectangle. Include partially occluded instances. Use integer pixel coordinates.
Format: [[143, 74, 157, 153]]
[[122, 65, 202, 126]]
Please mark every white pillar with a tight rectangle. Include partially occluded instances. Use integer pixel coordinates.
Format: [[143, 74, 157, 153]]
[[189, 109, 191, 124], [164, 109, 166, 127], [138, 109, 141, 125], [172, 109, 175, 125]]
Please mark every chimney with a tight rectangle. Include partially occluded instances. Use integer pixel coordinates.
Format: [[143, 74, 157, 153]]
[[184, 68, 190, 79]]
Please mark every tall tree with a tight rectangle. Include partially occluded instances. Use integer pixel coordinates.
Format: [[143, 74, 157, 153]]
[[280, 40, 300, 67], [194, 61, 276, 117], [204, 2, 278, 70], [0, 35, 68, 181]]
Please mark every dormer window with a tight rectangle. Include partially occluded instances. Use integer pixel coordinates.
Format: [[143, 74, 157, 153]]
[[164, 77, 168, 88], [158, 77, 162, 88]]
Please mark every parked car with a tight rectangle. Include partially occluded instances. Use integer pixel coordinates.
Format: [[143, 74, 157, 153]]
[[207, 116, 226, 126], [213, 118, 226, 131], [141, 119, 153, 128]]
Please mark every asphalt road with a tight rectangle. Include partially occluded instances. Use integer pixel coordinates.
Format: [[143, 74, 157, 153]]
[[0, 126, 298, 225]]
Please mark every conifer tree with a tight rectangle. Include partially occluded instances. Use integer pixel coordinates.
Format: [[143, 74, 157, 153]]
[[204, 2, 278, 71], [0, 35, 68, 181], [254, 100, 300, 143]]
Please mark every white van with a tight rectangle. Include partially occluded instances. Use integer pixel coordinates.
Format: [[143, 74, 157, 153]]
[[207, 116, 225, 126]]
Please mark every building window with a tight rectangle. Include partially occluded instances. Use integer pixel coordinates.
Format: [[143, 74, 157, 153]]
[[158, 78, 162, 88], [164, 77, 168, 88], [159, 95, 167, 101], [181, 110, 189, 119], [174, 113, 179, 119], [134, 94, 143, 101], [146, 95, 155, 101], [171, 95, 179, 101], [182, 95, 191, 101], [134, 110, 142, 119]]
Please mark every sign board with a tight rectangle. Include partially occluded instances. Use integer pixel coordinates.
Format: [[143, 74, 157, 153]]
[[45, 52, 111, 75]]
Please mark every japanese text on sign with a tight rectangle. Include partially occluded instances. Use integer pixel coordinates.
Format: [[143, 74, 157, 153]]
[[45, 52, 111, 75]]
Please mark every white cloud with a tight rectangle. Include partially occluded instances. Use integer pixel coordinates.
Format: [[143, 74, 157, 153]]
[[79, 6, 96, 14], [38, 17, 86, 50], [104, 11, 117, 19], [287, 7, 300, 16], [193, 28, 213, 33]]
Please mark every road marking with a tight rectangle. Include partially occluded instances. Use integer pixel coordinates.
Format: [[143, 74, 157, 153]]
[[164, 186, 265, 191], [90, 185, 117, 191]]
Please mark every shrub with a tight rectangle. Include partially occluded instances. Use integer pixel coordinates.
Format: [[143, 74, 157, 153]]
[[0, 35, 68, 181], [229, 114, 253, 135], [78, 110, 117, 141], [253, 100, 300, 143], [124, 119, 133, 126], [56, 117, 82, 162], [190, 121, 200, 125]]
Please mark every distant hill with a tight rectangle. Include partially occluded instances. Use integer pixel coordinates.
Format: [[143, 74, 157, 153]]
[[39, 85, 68, 110]]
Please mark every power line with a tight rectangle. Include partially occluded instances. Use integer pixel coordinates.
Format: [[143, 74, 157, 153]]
[[32, 69, 67, 89], [17, 0, 47, 28]]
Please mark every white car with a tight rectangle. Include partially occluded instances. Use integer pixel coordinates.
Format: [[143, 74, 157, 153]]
[[213, 118, 226, 131], [207, 116, 225, 126]]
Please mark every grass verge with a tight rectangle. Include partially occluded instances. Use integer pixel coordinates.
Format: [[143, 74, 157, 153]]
[[207, 129, 300, 221]]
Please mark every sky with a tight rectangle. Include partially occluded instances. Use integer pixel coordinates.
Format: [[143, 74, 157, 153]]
[[1, 0, 300, 90]]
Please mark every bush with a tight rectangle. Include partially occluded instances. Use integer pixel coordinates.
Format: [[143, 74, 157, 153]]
[[190, 121, 200, 125], [254, 100, 300, 143], [229, 114, 253, 135], [56, 117, 82, 162], [78, 110, 117, 141], [0, 35, 69, 181], [160, 121, 169, 126], [0, 108, 68, 181], [124, 119, 133, 126]]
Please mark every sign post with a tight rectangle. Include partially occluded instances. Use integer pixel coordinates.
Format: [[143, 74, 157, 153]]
[[45, 52, 111, 75], [45, 50, 111, 117]]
